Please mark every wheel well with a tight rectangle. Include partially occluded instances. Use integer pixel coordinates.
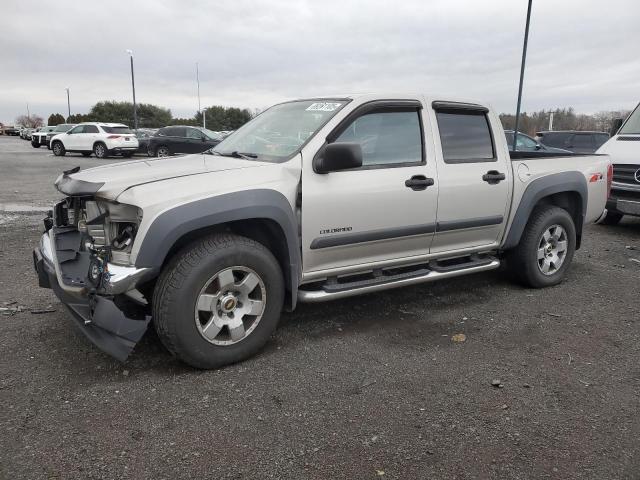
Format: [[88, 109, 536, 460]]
[[160, 218, 293, 301], [533, 191, 583, 248]]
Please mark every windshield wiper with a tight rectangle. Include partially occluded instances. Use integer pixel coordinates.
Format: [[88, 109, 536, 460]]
[[209, 150, 258, 160]]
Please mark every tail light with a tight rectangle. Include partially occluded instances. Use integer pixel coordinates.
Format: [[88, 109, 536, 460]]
[[107, 135, 122, 139], [607, 163, 613, 198]]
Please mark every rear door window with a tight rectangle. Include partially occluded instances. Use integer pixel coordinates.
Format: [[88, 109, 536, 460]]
[[84, 125, 99, 133], [186, 128, 204, 139], [436, 112, 495, 163]]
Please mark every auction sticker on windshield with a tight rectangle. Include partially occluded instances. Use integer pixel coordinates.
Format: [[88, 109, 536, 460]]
[[306, 102, 343, 112]]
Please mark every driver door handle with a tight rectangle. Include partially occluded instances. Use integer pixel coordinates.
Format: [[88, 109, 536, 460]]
[[482, 170, 506, 184], [405, 175, 435, 191]]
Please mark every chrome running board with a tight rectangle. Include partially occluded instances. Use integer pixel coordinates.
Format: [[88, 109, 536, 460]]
[[297, 258, 500, 303]]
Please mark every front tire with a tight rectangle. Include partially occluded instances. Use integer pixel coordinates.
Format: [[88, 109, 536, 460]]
[[31, 142, 40, 148], [153, 233, 285, 369], [600, 211, 623, 225], [93, 142, 109, 158], [507, 206, 576, 288], [51, 141, 66, 157]]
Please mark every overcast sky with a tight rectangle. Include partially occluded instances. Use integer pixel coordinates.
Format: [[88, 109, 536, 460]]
[[1, 0, 638, 124]]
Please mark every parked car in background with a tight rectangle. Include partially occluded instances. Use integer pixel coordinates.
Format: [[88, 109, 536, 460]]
[[535, 131, 609, 154], [20, 127, 35, 140], [147, 125, 223, 157], [596, 102, 640, 224], [31, 126, 58, 148], [504, 130, 571, 153], [46, 124, 76, 148], [135, 128, 157, 154], [50, 122, 139, 158], [3, 125, 20, 136]]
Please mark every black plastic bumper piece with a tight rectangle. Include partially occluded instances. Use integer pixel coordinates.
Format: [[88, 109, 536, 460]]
[[33, 246, 150, 362]]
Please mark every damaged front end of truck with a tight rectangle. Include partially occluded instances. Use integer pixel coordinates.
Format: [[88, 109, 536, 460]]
[[33, 167, 153, 361]]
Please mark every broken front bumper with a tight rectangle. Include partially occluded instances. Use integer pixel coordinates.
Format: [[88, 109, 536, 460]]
[[33, 230, 152, 361]]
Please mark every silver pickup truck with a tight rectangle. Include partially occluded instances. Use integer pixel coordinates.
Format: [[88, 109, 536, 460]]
[[33, 94, 611, 368]]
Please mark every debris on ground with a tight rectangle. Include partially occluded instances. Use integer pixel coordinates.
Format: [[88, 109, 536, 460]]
[[451, 333, 466, 343], [30, 308, 56, 314], [491, 379, 504, 388]]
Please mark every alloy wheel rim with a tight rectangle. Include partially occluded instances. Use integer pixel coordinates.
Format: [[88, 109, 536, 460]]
[[96, 145, 104, 157], [194, 266, 266, 346], [158, 147, 168, 157], [537, 224, 568, 275]]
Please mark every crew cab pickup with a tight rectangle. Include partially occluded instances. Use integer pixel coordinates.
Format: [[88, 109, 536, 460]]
[[32, 94, 611, 368]]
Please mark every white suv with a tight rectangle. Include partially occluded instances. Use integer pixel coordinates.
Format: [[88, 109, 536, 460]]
[[50, 122, 139, 158]]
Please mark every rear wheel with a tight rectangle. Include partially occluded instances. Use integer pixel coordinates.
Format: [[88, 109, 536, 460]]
[[600, 211, 623, 225], [51, 141, 66, 157], [93, 142, 109, 159], [153, 233, 284, 369], [507, 206, 576, 288], [156, 145, 170, 157]]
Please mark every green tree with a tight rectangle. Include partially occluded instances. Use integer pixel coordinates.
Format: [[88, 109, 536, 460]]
[[47, 113, 66, 126], [193, 106, 252, 131], [88, 101, 172, 128], [67, 113, 92, 123]]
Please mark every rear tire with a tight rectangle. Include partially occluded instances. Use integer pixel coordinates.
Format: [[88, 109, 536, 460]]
[[93, 142, 109, 159], [156, 145, 170, 157], [51, 141, 66, 157], [153, 233, 285, 369], [600, 211, 623, 225], [507, 206, 576, 288]]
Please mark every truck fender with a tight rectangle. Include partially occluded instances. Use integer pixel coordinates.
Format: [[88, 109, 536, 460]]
[[134, 189, 301, 307], [502, 171, 587, 250]]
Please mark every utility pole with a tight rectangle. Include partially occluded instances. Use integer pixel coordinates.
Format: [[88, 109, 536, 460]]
[[512, 0, 533, 151], [65, 87, 71, 119], [196, 62, 204, 128], [549, 111, 554, 131], [126, 50, 138, 130], [26, 103, 30, 122]]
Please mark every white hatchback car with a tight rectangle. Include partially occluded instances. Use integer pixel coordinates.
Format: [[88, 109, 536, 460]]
[[50, 122, 139, 158]]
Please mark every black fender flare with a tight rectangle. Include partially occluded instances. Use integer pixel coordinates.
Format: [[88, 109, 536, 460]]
[[134, 189, 301, 308], [502, 171, 587, 250]]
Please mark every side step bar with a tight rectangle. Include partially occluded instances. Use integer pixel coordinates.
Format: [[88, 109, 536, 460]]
[[298, 258, 500, 303]]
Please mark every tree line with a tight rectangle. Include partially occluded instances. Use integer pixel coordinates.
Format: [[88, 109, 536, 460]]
[[499, 107, 631, 136], [44, 101, 252, 131]]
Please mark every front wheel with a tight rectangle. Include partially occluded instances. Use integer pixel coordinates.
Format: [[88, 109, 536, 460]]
[[153, 233, 285, 369], [507, 206, 576, 288], [31, 142, 40, 148], [51, 141, 66, 157]]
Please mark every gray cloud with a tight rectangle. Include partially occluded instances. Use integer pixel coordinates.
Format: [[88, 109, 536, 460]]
[[1, 0, 638, 124]]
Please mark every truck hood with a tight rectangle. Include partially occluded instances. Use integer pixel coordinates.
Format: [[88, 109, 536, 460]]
[[55, 153, 271, 200]]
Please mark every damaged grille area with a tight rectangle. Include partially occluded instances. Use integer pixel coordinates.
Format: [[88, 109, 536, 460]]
[[48, 197, 141, 291]]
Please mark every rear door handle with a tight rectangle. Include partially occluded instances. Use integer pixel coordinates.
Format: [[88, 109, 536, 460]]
[[482, 170, 506, 184], [405, 175, 435, 191]]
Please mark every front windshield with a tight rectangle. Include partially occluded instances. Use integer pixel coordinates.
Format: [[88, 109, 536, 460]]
[[619, 103, 640, 135], [210, 99, 348, 162]]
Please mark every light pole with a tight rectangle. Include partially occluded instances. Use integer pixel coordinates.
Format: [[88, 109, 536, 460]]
[[196, 62, 204, 128], [65, 87, 71, 119], [126, 50, 138, 130], [512, 0, 533, 151]]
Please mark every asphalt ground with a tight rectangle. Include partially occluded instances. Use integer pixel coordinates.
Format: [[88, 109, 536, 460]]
[[1, 135, 639, 479]]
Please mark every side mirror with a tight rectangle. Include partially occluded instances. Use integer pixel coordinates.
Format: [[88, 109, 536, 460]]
[[535, 143, 542, 150], [66, 131, 72, 135], [611, 118, 624, 136], [313, 143, 363, 174]]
